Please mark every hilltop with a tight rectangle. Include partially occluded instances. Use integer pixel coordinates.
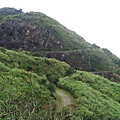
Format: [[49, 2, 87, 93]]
[[0, 7, 120, 72]]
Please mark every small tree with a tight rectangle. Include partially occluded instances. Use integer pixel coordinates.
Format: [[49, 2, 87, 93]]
[[46, 73, 59, 85]]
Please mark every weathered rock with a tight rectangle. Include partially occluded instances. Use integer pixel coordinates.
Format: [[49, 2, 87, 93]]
[[0, 18, 65, 51], [0, 8, 120, 75]]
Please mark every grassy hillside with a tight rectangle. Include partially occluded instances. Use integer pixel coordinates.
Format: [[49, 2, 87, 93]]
[[58, 71, 120, 119], [0, 47, 73, 119], [0, 65, 51, 119], [0, 47, 120, 119], [0, 7, 120, 72], [0, 47, 72, 77]]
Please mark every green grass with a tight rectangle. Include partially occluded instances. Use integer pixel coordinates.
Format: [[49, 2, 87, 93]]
[[0, 47, 72, 77], [0, 47, 73, 119], [0, 46, 120, 119], [58, 71, 120, 119], [54, 91, 64, 112], [0, 66, 52, 119]]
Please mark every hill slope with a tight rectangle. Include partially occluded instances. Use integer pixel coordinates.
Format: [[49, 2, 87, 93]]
[[0, 7, 120, 72], [58, 71, 120, 119], [0, 47, 73, 119], [0, 47, 120, 119]]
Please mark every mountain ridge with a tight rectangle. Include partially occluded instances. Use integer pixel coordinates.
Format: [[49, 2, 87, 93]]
[[0, 7, 120, 72]]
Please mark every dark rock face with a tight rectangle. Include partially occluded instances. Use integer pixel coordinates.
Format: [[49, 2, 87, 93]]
[[0, 19, 65, 51], [93, 71, 120, 82], [0, 7, 23, 15], [43, 51, 87, 71], [0, 8, 120, 75], [0, 17, 119, 72]]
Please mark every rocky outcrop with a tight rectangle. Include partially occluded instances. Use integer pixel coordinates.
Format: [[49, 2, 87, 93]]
[[93, 71, 120, 82], [0, 8, 120, 73], [0, 7, 23, 16], [42, 50, 87, 70], [0, 18, 66, 51]]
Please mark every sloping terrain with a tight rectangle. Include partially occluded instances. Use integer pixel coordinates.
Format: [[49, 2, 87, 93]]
[[0, 7, 120, 72], [0, 47, 120, 119], [0, 47, 73, 119], [58, 71, 120, 119]]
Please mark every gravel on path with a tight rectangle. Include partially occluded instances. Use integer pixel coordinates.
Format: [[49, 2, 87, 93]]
[[56, 91, 70, 106]]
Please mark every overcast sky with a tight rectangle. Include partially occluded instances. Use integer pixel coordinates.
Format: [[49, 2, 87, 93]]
[[0, 0, 120, 58]]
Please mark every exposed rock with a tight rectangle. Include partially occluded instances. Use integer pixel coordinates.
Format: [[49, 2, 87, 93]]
[[0, 7, 23, 16], [0, 8, 120, 73], [0, 18, 65, 51]]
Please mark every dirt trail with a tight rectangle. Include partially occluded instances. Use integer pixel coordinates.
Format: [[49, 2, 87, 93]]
[[56, 91, 71, 106]]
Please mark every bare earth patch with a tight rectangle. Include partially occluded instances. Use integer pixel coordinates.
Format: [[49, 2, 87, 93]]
[[56, 91, 71, 106]]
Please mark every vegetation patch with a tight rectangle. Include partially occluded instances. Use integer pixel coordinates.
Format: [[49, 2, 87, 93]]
[[0, 47, 73, 119], [58, 71, 120, 119]]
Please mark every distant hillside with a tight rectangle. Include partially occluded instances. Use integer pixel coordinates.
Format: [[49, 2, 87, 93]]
[[0, 7, 120, 72]]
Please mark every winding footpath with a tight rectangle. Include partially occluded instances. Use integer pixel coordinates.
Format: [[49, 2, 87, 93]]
[[56, 88, 76, 107], [56, 91, 71, 106]]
